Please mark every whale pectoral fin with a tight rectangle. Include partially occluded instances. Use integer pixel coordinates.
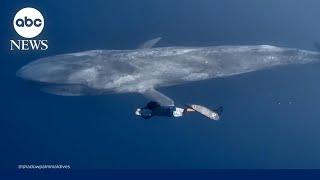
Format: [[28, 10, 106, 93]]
[[138, 37, 162, 49], [141, 88, 174, 106]]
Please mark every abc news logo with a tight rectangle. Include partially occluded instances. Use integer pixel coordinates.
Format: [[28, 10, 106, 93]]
[[16, 16, 43, 28], [10, 7, 48, 51]]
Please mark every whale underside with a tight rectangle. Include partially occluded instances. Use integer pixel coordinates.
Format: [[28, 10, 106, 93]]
[[17, 38, 320, 105]]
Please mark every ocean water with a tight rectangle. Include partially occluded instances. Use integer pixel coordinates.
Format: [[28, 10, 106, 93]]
[[1, 0, 320, 169]]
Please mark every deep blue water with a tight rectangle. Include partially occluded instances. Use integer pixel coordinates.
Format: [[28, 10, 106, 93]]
[[1, 0, 320, 169]]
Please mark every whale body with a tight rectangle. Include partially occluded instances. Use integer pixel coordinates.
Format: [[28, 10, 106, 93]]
[[17, 38, 320, 105]]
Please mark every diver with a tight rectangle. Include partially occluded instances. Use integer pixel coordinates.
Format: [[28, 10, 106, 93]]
[[135, 101, 223, 120]]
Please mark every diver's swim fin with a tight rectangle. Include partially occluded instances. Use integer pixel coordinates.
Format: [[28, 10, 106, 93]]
[[186, 104, 222, 120], [214, 106, 223, 117]]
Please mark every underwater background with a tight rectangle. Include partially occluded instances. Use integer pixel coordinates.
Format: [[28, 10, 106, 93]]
[[1, 0, 320, 169]]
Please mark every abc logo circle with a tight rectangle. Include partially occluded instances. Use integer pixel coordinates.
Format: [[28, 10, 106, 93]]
[[13, 7, 44, 38]]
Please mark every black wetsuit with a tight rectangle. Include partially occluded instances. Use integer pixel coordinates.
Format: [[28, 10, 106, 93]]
[[140, 101, 175, 119]]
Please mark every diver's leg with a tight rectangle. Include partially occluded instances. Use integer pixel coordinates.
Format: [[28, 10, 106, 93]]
[[183, 107, 195, 115], [172, 107, 185, 117]]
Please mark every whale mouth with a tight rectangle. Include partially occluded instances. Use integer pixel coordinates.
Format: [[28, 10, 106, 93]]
[[40, 84, 105, 96], [18, 78, 109, 96]]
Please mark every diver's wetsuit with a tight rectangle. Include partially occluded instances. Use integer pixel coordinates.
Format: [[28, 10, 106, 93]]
[[138, 101, 183, 119], [136, 101, 223, 120]]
